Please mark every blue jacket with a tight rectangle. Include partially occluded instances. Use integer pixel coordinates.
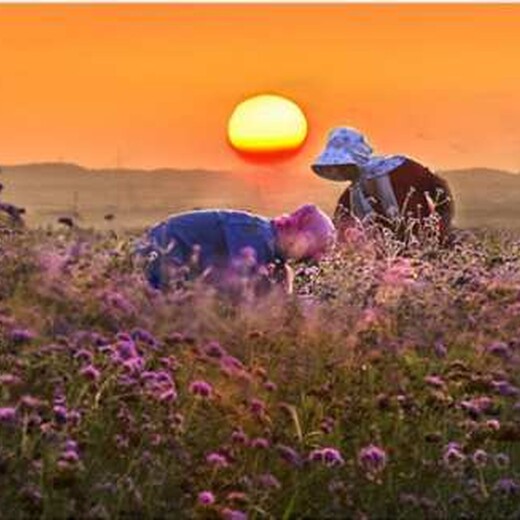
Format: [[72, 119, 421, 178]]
[[137, 210, 283, 288]]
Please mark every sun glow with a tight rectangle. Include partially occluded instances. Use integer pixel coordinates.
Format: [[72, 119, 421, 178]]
[[228, 94, 308, 155]]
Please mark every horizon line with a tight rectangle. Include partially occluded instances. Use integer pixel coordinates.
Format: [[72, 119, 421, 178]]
[[1, 160, 518, 176]]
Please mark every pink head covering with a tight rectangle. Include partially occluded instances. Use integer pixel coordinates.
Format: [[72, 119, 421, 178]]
[[274, 204, 336, 260]]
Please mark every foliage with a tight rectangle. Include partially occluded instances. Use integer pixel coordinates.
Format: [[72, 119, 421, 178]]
[[2, 222, 520, 519]]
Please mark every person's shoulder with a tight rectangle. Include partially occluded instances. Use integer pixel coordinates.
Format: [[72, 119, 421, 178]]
[[395, 156, 434, 175], [220, 209, 270, 226]]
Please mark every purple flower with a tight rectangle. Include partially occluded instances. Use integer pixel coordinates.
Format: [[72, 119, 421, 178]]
[[53, 405, 68, 424], [493, 478, 520, 497], [320, 416, 335, 435], [494, 452, 510, 469], [460, 396, 493, 418], [64, 439, 78, 452], [0, 407, 17, 424], [131, 328, 157, 347], [155, 371, 173, 384], [442, 442, 466, 469], [486, 341, 511, 359], [19, 395, 45, 410], [250, 399, 266, 415], [10, 328, 35, 344], [189, 380, 213, 398], [122, 357, 144, 375], [257, 473, 281, 490], [198, 491, 215, 506], [309, 447, 345, 467], [204, 340, 226, 359], [68, 409, 81, 426], [115, 339, 139, 360], [221, 508, 247, 520], [158, 388, 177, 402], [221, 355, 245, 372], [276, 444, 302, 467], [251, 437, 270, 450], [80, 364, 101, 381], [491, 380, 519, 397], [73, 349, 94, 363], [358, 444, 387, 474], [424, 375, 445, 388], [0, 374, 22, 386], [434, 340, 447, 358], [206, 452, 229, 468], [263, 380, 277, 392], [231, 429, 249, 445], [60, 449, 80, 464], [471, 449, 488, 468], [485, 419, 500, 431]]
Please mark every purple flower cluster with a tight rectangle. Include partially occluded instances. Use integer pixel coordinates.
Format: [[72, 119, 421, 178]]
[[358, 444, 387, 475], [309, 447, 345, 467]]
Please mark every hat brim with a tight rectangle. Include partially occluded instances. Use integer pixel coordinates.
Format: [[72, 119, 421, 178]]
[[311, 163, 360, 182]]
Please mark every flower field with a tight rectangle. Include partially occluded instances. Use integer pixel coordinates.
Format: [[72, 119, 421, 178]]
[[1, 221, 520, 519]]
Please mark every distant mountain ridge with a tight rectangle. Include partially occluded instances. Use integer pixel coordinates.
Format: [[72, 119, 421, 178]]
[[3, 162, 228, 176], [1, 162, 520, 229]]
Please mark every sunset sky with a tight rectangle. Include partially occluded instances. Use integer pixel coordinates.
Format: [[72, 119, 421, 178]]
[[1, 4, 519, 175]]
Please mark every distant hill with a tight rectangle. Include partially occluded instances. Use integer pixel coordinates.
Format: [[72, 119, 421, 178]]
[[1, 162, 520, 230], [438, 168, 520, 229]]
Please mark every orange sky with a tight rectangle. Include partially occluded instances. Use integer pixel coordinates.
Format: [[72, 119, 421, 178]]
[[0, 4, 519, 174]]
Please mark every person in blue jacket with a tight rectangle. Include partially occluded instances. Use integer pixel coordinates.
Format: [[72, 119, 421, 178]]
[[135, 204, 336, 293]]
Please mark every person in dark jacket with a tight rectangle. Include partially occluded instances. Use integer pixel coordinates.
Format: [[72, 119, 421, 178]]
[[135, 204, 336, 292], [311, 127, 454, 243]]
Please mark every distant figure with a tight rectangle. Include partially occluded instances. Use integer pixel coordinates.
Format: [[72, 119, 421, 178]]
[[57, 217, 75, 228], [135, 205, 336, 293], [104, 213, 115, 222], [311, 127, 454, 243], [0, 202, 25, 227]]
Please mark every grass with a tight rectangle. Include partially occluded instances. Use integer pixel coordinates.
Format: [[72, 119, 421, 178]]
[[1, 220, 520, 519]]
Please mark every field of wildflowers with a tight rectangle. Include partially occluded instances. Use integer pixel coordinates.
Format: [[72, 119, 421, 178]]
[[1, 218, 520, 519]]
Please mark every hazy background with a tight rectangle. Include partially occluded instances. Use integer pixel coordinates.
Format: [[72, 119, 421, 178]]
[[2, 164, 520, 231], [1, 5, 520, 231]]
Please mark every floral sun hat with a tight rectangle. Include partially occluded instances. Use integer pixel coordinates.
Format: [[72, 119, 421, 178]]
[[311, 127, 407, 181], [312, 127, 372, 172]]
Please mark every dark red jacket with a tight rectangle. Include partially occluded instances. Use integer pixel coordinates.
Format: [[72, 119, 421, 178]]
[[334, 158, 454, 242]]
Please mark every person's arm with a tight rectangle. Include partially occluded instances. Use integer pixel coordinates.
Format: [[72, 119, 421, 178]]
[[351, 182, 376, 221], [281, 264, 294, 295], [371, 174, 400, 220], [263, 261, 294, 295]]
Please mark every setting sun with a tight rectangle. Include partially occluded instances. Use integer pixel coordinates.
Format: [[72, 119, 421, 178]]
[[227, 94, 308, 156]]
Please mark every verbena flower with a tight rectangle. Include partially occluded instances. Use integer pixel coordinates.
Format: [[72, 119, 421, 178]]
[[0, 374, 22, 386], [442, 442, 466, 469], [189, 380, 213, 398], [198, 491, 215, 506], [494, 453, 510, 469], [80, 364, 101, 381], [251, 437, 270, 450], [10, 328, 35, 344], [231, 429, 249, 445], [204, 340, 226, 359], [276, 444, 302, 467], [257, 474, 281, 490], [486, 341, 511, 359], [471, 449, 488, 468], [493, 478, 520, 497], [221, 508, 247, 520], [0, 407, 17, 424], [314, 447, 345, 467], [206, 452, 229, 468], [358, 444, 387, 474], [249, 399, 266, 415]]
